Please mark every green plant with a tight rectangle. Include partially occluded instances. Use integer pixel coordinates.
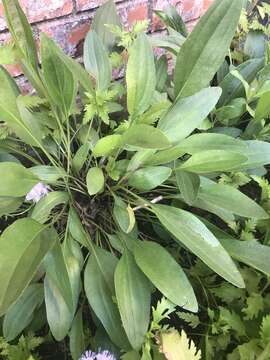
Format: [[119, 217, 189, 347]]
[[1, 0, 270, 358]]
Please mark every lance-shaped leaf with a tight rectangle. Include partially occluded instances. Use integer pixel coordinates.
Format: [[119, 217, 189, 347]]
[[175, 169, 200, 205], [0, 219, 57, 316], [115, 250, 151, 350], [179, 150, 247, 173], [84, 247, 130, 350], [123, 125, 170, 150], [159, 87, 221, 144], [2, 0, 38, 70], [0, 162, 39, 197], [127, 34, 156, 116], [197, 183, 268, 220], [152, 205, 245, 288], [84, 31, 111, 91], [128, 166, 172, 191], [44, 241, 74, 341], [92, 0, 122, 51], [3, 284, 44, 341], [41, 34, 77, 117], [174, 0, 243, 98], [134, 241, 198, 312]]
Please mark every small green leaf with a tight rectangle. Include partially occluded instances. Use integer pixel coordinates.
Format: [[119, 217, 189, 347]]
[[127, 34, 156, 116], [123, 125, 170, 149], [86, 167, 104, 195], [30, 165, 66, 184], [93, 134, 122, 157], [255, 91, 270, 120], [115, 250, 151, 350], [113, 196, 135, 234], [31, 191, 69, 224], [128, 166, 172, 191], [180, 150, 247, 173], [134, 241, 198, 312], [72, 143, 91, 174], [175, 169, 200, 205]]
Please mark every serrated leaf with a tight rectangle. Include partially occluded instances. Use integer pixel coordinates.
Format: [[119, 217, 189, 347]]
[[242, 293, 264, 320], [159, 329, 201, 360], [177, 312, 200, 329]]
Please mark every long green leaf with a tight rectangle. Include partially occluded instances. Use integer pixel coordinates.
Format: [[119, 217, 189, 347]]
[[0, 162, 39, 197], [134, 241, 198, 312], [123, 125, 170, 150], [41, 34, 77, 117], [174, 0, 243, 98], [159, 87, 221, 144], [127, 34, 156, 116], [84, 247, 130, 349], [128, 166, 172, 191], [83, 31, 111, 91], [31, 191, 69, 224], [152, 205, 245, 288], [179, 150, 247, 173], [92, 0, 121, 51], [44, 241, 74, 341], [0, 219, 57, 315], [218, 58, 264, 106], [3, 284, 44, 341], [203, 219, 270, 276], [175, 169, 200, 205], [197, 183, 268, 220], [115, 250, 151, 350]]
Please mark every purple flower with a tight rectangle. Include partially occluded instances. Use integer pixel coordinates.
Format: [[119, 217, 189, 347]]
[[25, 182, 50, 203], [79, 350, 116, 360], [79, 351, 96, 360], [96, 350, 116, 360]]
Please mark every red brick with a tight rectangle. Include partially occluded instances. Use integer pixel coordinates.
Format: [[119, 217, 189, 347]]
[[117, 0, 149, 29], [76, 0, 123, 12], [0, 0, 73, 31], [37, 13, 92, 57]]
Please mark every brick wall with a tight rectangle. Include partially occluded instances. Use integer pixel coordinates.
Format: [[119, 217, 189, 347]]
[[0, 0, 213, 90]]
